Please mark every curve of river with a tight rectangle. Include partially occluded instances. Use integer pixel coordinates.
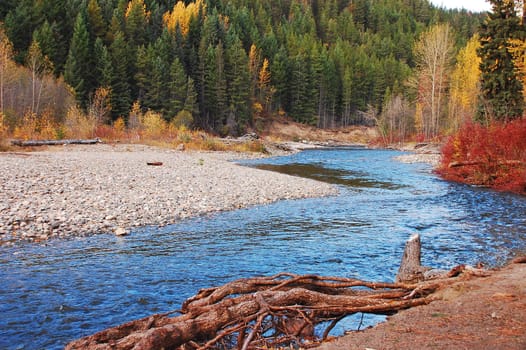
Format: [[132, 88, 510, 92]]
[[1, 148, 525, 349]]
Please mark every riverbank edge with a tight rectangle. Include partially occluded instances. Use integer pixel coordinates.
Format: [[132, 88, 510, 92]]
[[316, 257, 526, 350], [0, 143, 338, 246]]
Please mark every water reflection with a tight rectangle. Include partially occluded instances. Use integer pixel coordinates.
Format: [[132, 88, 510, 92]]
[[254, 163, 404, 189], [1, 148, 525, 349]]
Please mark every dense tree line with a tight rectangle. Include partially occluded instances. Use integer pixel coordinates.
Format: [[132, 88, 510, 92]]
[[1, 0, 484, 135]]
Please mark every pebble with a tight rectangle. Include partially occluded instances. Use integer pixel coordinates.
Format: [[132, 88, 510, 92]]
[[0, 144, 337, 245]]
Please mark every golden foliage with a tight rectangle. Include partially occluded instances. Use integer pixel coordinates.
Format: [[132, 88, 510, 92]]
[[12, 111, 57, 140], [508, 37, 526, 101], [163, 0, 205, 36], [449, 35, 481, 130], [258, 58, 271, 89], [248, 44, 260, 75], [0, 26, 14, 114], [140, 110, 167, 139], [0, 112, 7, 136], [113, 117, 126, 134], [64, 106, 97, 139]]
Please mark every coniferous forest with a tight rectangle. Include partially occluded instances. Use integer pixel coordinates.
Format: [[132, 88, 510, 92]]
[[0, 0, 486, 137]]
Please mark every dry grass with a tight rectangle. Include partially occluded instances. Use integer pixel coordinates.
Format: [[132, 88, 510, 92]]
[[3, 103, 268, 154]]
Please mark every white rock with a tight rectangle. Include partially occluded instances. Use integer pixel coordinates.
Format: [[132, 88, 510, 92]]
[[114, 227, 128, 236]]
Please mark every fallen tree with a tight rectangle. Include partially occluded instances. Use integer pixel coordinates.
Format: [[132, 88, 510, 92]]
[[66, 235, 489, 350], [11, 138, 102, 147]]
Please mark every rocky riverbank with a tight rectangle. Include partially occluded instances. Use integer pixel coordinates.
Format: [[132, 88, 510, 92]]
[[0, 144, 337, 245], [393, 142, 442, 166]]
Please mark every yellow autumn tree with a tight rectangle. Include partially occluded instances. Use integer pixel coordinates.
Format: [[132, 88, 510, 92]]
[[508, 1, 526, 102], [449, 35, 481, 131], [248, 44, 261, 101], [163, 0, 205, 36], [0, 26, 14, 114], [258, 58, 273, 111]]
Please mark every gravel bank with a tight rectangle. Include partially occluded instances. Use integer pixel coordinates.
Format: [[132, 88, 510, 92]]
[[393, 143, 441, 167], [0, 144, 337, 245]]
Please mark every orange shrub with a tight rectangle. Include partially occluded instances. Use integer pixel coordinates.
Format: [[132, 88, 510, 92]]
[[438, 119, 526, 194]]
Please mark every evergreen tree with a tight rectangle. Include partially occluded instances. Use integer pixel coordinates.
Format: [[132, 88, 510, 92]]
[[225, 32, 250, 133], [32, 21, 59, 76], [64, 13, 91, 110], [94, 37, 113, 88], [87, 0, 107, 39], [124, 0, 149, 47], [147, 55, 169, 113], [270, 46, 290, 112], [4, 0, 36, 62], [184, 76, 199, 117], [478, 0, 524, 121], [168, 57, 188, 118], [109, 31, 132, 119]]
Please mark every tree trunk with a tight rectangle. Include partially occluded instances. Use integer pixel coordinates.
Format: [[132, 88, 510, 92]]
[[11, 138, 102, 147], [396, 234, 431, 283]]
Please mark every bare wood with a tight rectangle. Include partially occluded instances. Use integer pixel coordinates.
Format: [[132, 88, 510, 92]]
[[449, 160, 525, 168], [66, 236, 497, 350], [396, 234, 431, 283], [11, 138, 102, 147], [66, 270, 471, 349]]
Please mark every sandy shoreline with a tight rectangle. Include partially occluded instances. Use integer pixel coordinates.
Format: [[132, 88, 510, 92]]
[[0, 144, 337, 245]]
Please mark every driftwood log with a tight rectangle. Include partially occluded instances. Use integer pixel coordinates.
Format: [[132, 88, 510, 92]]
[[66, 234, 487, 350], [11, 138, 102, 147], [448, 160, 525, 168]]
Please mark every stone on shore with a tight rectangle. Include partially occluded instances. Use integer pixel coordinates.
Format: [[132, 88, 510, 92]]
[[0, 144, 337, 244]]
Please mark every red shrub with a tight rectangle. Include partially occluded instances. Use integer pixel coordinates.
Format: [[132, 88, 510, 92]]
[[438, 119, 526, 195]]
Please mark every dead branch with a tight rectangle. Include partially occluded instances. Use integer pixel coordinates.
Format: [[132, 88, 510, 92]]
[[449, 160, 525, 168], [66, 235, 490, 350]]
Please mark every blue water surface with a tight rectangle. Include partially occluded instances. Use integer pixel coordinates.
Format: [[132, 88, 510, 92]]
[[1, 148, 525, 349]]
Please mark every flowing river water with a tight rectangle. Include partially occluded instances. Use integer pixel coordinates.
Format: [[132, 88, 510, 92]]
[[1, 148, 526, 349]]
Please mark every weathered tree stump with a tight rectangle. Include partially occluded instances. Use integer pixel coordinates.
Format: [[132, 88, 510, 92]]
[[396, 234, 431, 283]]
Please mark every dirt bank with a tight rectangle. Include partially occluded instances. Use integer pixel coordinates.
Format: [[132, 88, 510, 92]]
[[317, 259, 526, 350]]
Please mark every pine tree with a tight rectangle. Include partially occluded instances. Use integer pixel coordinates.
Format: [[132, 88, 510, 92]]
[[94, 38, 113, 88], [125, 0, 149, 47], [4, 0, 36, 62], [64, 13, 91, 110], [87, 0, 107, 39], [168, 57, 188, 118], [270, 46, 290, 112], [184, 76, 199, 117], [478, 0, 525, 121], [109, 31, 131, 119], [225, 32, 250, 133], [32, 21, 58, 76]]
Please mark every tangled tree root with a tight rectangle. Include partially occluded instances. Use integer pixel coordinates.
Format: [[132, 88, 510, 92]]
[[65, 235, 490, 349]]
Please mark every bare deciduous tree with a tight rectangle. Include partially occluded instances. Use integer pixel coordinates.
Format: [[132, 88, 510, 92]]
[[413, 23, 455, 139], [26, 41, 53, 115]]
